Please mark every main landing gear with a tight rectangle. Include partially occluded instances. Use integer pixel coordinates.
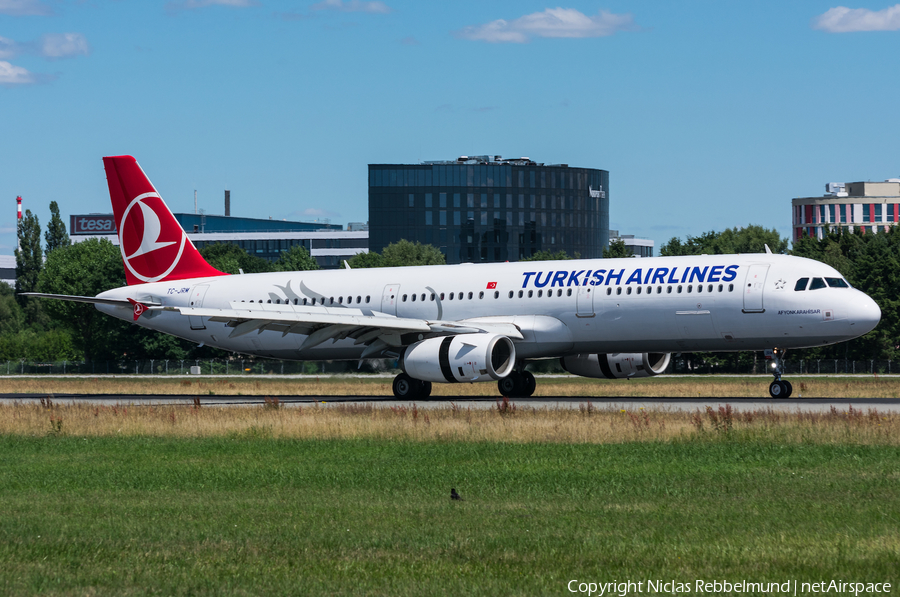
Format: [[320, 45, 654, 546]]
[[497, 368, 536, 398], [768, 348, 793, 398], [392, 373, 432, 399]]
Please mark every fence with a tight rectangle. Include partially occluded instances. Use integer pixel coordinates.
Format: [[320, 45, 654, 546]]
[[1, 359, 389, 376], [666, 357, 895, 376], [1, 357, 895, 376]]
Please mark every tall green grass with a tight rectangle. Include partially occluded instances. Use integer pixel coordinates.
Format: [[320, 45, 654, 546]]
[[0, 435, 897, 596]]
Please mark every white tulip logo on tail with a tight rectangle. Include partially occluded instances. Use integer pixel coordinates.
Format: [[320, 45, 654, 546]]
[[118, 192, 186, 283]]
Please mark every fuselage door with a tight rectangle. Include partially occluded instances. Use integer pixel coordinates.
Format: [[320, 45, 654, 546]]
[[742, 265, 769, 313], [189, 284, 210, 329], [576, 286, 595, 317], [381, 284, 399, 316]]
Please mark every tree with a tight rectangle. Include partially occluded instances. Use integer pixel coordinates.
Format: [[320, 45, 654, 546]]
[[521, 250, 575, 262], [603, 239, 632, 259], [273, 245, 319, 272], [660, 225, 788, 256], [380, 240, 446, 267], [44, 201, 70, 257], [347, 251, 385, 269], [200, 243, 274, 274], [15, 208, 46, 327], [0, 283, 24, 335], [37, 238, 129, 363]]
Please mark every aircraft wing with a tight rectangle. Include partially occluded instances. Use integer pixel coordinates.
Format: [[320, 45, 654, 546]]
[[159, 301, 524, 356]]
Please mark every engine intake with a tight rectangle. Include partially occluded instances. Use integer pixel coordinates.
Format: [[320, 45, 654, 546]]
[[402, 334, 516, 383], [561, 353, 670, 379]]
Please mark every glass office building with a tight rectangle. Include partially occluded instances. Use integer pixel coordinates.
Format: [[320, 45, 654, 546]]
[[368, 156, 609, 264]]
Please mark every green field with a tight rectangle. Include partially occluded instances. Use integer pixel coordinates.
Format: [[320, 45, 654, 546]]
[[1, 434, 898, 596]]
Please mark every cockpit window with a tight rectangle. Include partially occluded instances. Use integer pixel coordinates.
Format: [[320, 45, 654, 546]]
[[825, 278, 849, 288], [794, 278, 809, 291], [809, 277, 827, 290]]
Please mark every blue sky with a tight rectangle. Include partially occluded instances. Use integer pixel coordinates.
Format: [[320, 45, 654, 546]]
[[2, 0, 899, 256]]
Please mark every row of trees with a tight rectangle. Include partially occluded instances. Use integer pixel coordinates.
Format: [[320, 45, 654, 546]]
[[5, 212, 896, 365]]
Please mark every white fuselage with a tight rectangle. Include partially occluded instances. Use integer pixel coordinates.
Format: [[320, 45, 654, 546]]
[[96, 254, 881, 361]]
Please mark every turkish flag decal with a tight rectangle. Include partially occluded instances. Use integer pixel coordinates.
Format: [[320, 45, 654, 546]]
[[486, 282, 497, 289]]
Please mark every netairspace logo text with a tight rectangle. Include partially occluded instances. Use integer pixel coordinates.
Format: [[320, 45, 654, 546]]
[[566, 579, 893, 596]]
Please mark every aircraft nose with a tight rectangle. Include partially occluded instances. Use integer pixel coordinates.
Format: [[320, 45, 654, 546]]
[[849, 292, 881, 336]]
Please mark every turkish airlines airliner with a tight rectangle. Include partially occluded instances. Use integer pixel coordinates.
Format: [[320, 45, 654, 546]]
[[24, 156, 882, 399]]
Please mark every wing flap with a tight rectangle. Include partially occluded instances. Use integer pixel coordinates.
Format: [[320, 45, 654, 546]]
[[165, 304, 433, 333]]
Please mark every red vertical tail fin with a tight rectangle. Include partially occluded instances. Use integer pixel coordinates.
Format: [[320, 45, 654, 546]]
[[103, 155, 226, 285]]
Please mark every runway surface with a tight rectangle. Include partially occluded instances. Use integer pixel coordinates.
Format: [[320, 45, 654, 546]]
[[2, 393, 899, 412]]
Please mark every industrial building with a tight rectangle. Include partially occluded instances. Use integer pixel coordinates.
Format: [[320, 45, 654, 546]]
[[70, 211, 367, 269], [0, 255, 14, 287], [609, 230, 654, 258], [368, 155, 609, 264], [792, 180, 900, 240]]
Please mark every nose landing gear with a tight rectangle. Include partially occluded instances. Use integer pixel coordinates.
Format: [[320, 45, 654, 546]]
[[767, 348, 793, 398]]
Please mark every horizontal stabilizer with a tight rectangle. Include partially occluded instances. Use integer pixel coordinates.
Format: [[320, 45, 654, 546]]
[[18, 292, 161, 308]]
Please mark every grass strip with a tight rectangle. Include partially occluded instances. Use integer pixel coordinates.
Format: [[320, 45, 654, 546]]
[[2, 374, 900, 398], [1, 435, 898, 596]]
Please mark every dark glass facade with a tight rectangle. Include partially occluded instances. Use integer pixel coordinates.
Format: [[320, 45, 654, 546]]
[[368, 159, 609, 263]]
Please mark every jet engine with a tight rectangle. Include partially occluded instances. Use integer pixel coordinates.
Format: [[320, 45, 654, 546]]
[[402, 334, 516, 383], [560, 353, 671, 379]]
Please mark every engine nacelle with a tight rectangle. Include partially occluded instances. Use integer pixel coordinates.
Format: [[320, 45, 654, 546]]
[[561, 353, 671, 379], [402, 334, 516, 383]]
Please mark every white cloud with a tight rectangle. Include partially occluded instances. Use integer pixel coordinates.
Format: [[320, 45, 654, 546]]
[[300, 207, 341, 218], [455, 7, 637, 43], [0, 60, 36, 85], [812, 4, 900, 32], [311, 0, 391, 14], [0, 0, 52, 16], [0, 36, 18, 59], [167, 0, 258, 10], [40, 33, 89, 59]]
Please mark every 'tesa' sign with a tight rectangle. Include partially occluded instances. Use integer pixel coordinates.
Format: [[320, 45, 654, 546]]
[[70, 215, 117, 235]]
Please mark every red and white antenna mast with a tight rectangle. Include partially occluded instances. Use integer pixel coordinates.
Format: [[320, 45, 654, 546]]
[[16, 196, 22, 252]]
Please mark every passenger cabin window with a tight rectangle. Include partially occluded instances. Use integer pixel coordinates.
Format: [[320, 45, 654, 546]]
[[809, 278, 827, 290], [794, 278, 809, 291], [826, 278, 849, 288]]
